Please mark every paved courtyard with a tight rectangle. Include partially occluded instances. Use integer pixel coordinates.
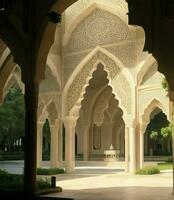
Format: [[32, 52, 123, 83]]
[[45, 167, 173, 200], [0, 161, 173, 200]]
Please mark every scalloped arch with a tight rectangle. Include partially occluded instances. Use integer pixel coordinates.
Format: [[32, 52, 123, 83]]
[[141, 98, 169, 129], [80, 84, 108, 126], [137, 54, 157, 86], [3, 72, 24, 100], [63, 46, 134, 117]]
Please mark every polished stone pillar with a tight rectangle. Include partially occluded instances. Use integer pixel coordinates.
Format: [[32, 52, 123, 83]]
[[64, 117, 77, 173], [37, 122, 43, 168], [24, 81, 39, 193], [125, 126, 129, 172], [58, 121, 63, 164], [50, 122, 60, 168], [83, 126, 89, 161], [129, 126, 136, 174], [140, 127, 144, 169]]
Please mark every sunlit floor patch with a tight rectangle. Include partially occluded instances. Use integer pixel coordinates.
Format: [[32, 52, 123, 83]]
[[44, 168, 173, 200]]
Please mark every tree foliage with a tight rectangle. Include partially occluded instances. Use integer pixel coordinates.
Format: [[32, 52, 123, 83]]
[[161, 124, 172, 139], [147, 111, 170, 144], [162, 78, 169, 96], [0, 87, 25, 151]]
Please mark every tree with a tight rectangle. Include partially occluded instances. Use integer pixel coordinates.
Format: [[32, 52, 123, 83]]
[[161, 124, 172, 139], [0, 86, 25, 152], [147, 111, 170, 144]]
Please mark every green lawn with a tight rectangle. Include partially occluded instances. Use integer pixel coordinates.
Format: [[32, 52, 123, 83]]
[[157, 162, 173, 171]]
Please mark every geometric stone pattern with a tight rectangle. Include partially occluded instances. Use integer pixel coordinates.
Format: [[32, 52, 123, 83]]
[[67, 50, 120, 113], [64, 51, 89, 83], [65, 0, 128, 30], [105, 43, 136, 68], [112, 74, 132, 114], [66, 9, 129, 54]]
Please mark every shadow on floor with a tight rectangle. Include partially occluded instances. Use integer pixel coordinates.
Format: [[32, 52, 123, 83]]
[[47, 168, 124, 182], [0, 191, 74, 200], [44, 186, 174, 200]]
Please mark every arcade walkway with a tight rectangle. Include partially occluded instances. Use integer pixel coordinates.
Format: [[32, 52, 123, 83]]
[[44, 168, 172, 200], [0, 161, 172, 200]]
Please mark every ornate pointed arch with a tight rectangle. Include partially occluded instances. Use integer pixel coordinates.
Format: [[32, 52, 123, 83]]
[[0, 39, 7, 56], [47, 58, 61, 87], [79, 83, 108, 127], [63, 46, 134, 117], [37, 101, 45, 122], [63, 1, 129, 46], [92, 86, 113, 126], [137, 54, 157, 86], [38, 99, 58, 126], [0, 54, 19, 103], [47, 101, 58, 126], [3, 68, 24, 99], [35, 0, 78, 82], [0, 45, 10, 67], [141, 98, 169, 133]]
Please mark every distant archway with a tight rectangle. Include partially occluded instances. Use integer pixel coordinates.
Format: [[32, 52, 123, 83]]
[[42, 119, 51, 161]]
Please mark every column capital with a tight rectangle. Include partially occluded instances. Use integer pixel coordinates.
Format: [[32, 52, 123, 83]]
[[124, 116, 137, 128], [63, 116, 77, 129], [125, 121, 137, 128], [50, 118, 60, 129], [37, 123, 44, 133], [37, 122, 44, 126]]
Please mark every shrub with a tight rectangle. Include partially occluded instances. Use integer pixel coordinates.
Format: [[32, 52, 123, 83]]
[[0, 169, 8, 175], [36, 178, 51, 190], [136, 166, 160, 175], [0, 169, 51, 190], [0, 152, 24, 161], [37, 168, 65, 175], [166, 156, 173, 163], [0, 173, 24, 190]]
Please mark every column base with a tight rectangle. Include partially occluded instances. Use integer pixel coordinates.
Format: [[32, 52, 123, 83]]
[[83, 154, 89, 161], [50, 161, 61, 169], [129, 167, 136, 174], [65, 161, 75, 173], [37, 161, 42, 168], [125, 162, 129, 173]]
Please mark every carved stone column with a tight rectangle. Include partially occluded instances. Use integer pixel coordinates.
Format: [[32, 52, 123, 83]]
[[50, 121, 60, 168], [83, 126, 90, 161], [58, 121, 63, 164], [140, 124, 146, 169], [129, 126, 136, 174], [125, 126, 129, 172], [37, 122, 43, 168], [64, 117, 77, 173]]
